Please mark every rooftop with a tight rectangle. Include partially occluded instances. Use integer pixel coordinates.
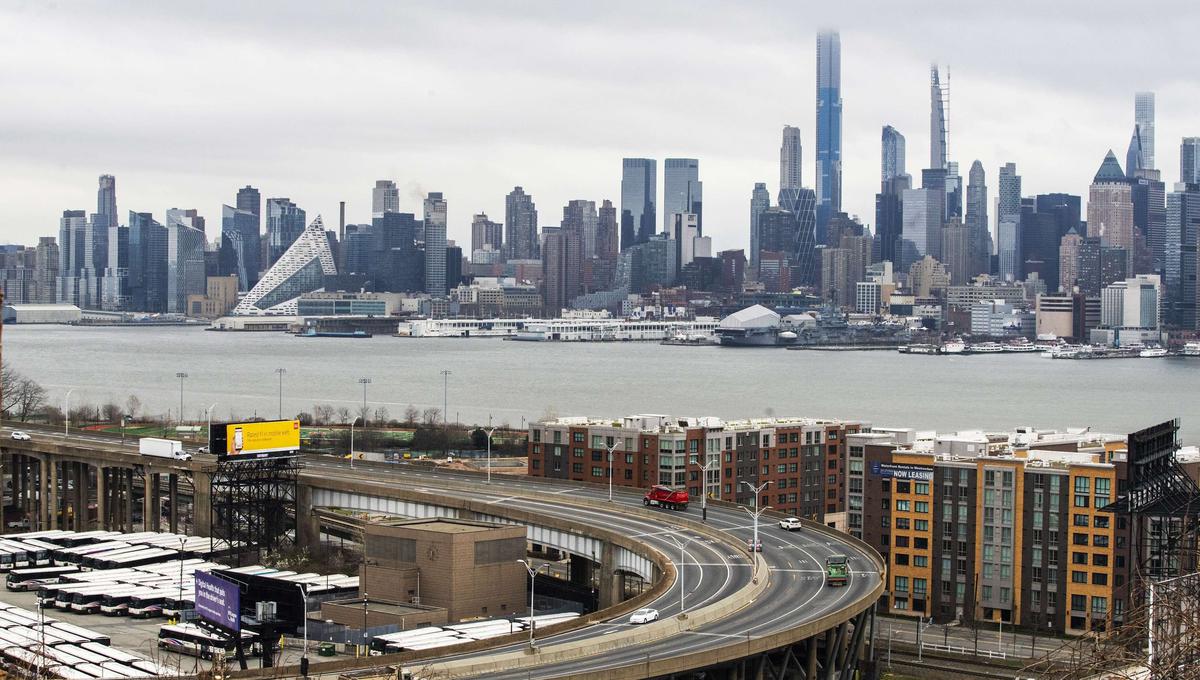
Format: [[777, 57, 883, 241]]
[[378, 518, 500, 534]]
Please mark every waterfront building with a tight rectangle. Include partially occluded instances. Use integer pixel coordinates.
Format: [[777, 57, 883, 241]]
[[265, 197, 306, 267], [780, 126, 803, 194], [815, 30, 842, 239], [233, 216, 337, 315], [423, 192, 448, 296], [1100, 274, 1161, 331], [372, 180, 400, 217], [749, 183, 771, 275], [969, 300, 1027, 336], [621, 159, 656, 250], [1088, 152, 1134, 272], [1134, 92, 1155, 169], [1035, 293, 1075, 339], [505, 186, 538, 261], [185, 274, 239, 318], [663, 158, 702, 233]]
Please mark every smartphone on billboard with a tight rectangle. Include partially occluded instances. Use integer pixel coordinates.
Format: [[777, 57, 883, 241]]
[[234, 427, 244, 455]]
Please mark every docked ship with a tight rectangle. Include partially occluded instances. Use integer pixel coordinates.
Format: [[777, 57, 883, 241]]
[[715, 305, 813, 347], [1181, 342, 1200, 357], [1139, 347, 1169, 358]]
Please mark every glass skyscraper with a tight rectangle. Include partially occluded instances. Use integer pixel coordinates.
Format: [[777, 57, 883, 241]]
[[815, 30, 842, 242], [423, 192, 448, 296], [1134, 92, 1155, 170], [620, 158, 656, 250], [663, 158, 702, 233]]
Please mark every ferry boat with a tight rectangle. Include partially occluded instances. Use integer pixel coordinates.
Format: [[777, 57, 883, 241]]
[[1004, 339, 1038, 352], [1181, 342, 1200, 357], [1139, 347, 1169, 358], [397, 318, 532, 337], [940, 340, 966, 354], [968, 342, 1004, 353], [514, 318, 718, 342], [297, 328, 372, 339]]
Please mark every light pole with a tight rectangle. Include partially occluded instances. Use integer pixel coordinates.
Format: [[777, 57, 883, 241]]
[[605, 442, 621, 502], [120, 416, 126, 444], [296, 583, 309, 677], [357, 377, 371, 423], [63, 388, 76, 437], [517, 559, 550, 648], [274, 368, 286, 420], [440, 370, 451, 424], [662, 534, 693, 618], [175, 372, 188, 425], [741, 480, 772, 572], [694, 458, 717, 522], [484, 415, 497, 484], [205, 403, 217, 446], [349, 416, 361, 469], [177, 538, 186, 620]]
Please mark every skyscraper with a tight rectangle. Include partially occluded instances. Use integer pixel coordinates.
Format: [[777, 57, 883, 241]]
[[1135, 92, 1155, 169], [780, 126, 803, 194], [881, 126, 906, 185], [165, 208, 207, 314], [815, 30, 842, 237], [127, 211, 168, 313], [750, 183, 771, 274], [236, 185, 261, 218], [596, 200, 618, 261], [1181, 138, 1200, 185], [96, 175, 117, 229], [941, 220, 970, 285], [423, 192, 448, 296], [620, 158, 656, 249], [540, 226, 581, 315], [929, 65, 948, 170], [996, 163, 1022, 280], [1059, 229, 1083, 293], [505, 186, 538, 261], [234, 216, 337, 315], [1088, 151, 1134, 273], [221, 205, 261, 290], [663, 159, 702, 233], [265, 198, 307, 266], [1166, 183, 1200, 327], [900, 189, 939, 267], [55, 209, 88, 305], [1131, 169, 1166, 275], [373, 180, 400, 217], [470, 213, 503, 256], [966, 161, 990, 276], [561, 200, 599, 259]]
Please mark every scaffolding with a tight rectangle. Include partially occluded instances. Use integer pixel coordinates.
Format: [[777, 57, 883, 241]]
[[209, 456, 300, 564]]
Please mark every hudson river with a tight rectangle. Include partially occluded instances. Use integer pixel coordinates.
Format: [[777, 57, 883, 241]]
[[6, 325, 1199, 442]]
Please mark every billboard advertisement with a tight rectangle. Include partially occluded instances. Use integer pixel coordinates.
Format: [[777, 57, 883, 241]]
[[209, 419, 300, 461], [870, 462, 934, 481], [195, 570, 241, 632]]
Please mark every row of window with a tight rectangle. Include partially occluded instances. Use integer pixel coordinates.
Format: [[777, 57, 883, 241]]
[[893, 576, 928, 594]]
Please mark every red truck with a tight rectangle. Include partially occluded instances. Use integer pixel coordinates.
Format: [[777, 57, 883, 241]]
[[643, 485, 689, 511]]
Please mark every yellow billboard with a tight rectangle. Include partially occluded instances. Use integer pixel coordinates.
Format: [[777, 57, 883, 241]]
[[214, 419, 300, 460]]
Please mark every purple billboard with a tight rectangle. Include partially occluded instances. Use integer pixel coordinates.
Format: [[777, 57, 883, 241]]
[[195, 571, 241, 632]]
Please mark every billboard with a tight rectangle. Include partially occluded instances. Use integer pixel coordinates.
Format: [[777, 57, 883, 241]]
[[194, 570, 241, 633], [209, 419, 300, 461], [870, 462, 934, 481]]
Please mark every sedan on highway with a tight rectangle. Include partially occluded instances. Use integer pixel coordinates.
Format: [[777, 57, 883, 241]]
[[778, 517, 802, 531], [10, 431, 31, 441], [628, 608, 659, 625]]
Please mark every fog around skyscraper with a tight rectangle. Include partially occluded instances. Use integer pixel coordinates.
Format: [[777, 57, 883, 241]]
[[2, 1, 1196, 253]]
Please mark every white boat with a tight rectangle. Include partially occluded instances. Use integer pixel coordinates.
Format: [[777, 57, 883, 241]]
[[1182, 342, 1200, 357], [1004, 341, 1038, 353], [941, 340, 966, 354], [1139, 347, 1169, 358], [969, 342, 1004, 353]]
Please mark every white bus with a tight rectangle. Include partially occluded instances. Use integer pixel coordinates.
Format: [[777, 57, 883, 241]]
[[6, 565, 79, 591], [157, 623, 257, 659]]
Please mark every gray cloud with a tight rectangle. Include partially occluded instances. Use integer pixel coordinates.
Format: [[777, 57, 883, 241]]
[[2, 0, 1198, 251]]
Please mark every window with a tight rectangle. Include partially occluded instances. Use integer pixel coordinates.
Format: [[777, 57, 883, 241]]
[[1075, 477, 1090, 494], [1072, 552, 1088, 565], [1003, 471, 1014, 488], [895, 500, 911, 512], [1092, 596, 1107, 615], [914, 555, 928, 568], [1000, 587, 1010, 603], [1071, 594, 1087, 611], [895, 518, 911, 530], [1093, 515, 1110, 529], [1094, 535, 1109, 548], [915, 519, 929, 532], [573, 432, 584, 443], [1072, 570, 1087, 583], [915, 482, 929, 495], [1092, 553, 1108, 567], [1074, 514, 1090, 527], [591, 435, 604, 448], [982, 585, 992, 600], [897, 482, 911, 494], [591, 466, 603, 477], [894, 576, 909, 592], [1092, 573, 1108, 586], [914, 537, 928, 550], [915, 501, 929, 513], [572, 463, 582, 474], [895, 536, 910, 548], [1073, 533, 1089, 546], [913, 578, 927, 595], [1074, 495, 1090, 508], [894, 553, 909, 566], [893, 597, 908, 610]]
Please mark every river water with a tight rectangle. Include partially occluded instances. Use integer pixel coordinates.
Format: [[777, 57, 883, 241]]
[[3, 325, 1196, 442]]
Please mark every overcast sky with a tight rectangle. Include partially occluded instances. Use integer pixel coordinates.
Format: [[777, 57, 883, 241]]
[[3, 0, 1198, 252]]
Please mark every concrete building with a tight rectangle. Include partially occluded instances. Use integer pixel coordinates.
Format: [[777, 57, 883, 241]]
[[185, 274, 239, 318], [1088, 152, 1134, 273], [470, 213, 503, 257], [780, 125, 803, 193], [1035, 293, 1074, 339], [505, 186, 539, 261], [941, 220, 971, 285], [907, 256, 949, 298], [1, 303, 83, 324], [969, 300, 1027, 336], [1100, 274, 1161, 331], [372, 180, 400, 217]]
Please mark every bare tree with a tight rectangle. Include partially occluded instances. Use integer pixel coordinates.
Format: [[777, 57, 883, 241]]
[[335, 406, 351, 423], [313, 404, 335, 425], [125, 394, 142, 421], [10, 377, 47, 422], [101, 401, 123, 423], [356, 405, 371, 426], [1, 361, 25, 415], [404, 404, 420, 426], [373, 406, 390, 425], [422, 407, 442, 426]]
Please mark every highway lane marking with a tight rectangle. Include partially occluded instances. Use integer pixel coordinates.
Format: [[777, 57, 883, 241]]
[[768, 569, 824, 573]]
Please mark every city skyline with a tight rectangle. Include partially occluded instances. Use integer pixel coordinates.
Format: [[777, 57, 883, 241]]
[[2, 2, 1197, 255]]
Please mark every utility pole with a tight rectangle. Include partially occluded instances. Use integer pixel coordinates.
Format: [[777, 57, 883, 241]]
[[274, 368, 286, 419], [740, 480, 772, 575], [176, 372, 188, 425], [440, 370, 451, 424]]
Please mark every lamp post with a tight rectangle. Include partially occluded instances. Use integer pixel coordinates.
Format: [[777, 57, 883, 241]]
[[63, 388, 75, 437], [349, 416, 361, 469], [605, 441, 621, 502], [440, 370, 451, 424], [357, 377, 371, 422], [120, 416, 126, 444], [175, 372, 188, 425], [484, 415, 497, 484], [274, 368, 286, 420], [177, 537, 186, 619], [205, 403, 217, 446], [297, 583, 309, 677], [662, 534, 693, 617], [694, 458, 717, 522], [517, 559, 550, 648], [741, 480, 772, 571]]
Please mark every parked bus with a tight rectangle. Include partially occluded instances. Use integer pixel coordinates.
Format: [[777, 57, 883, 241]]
[[91, 547, 176, 571], [157, 623, 257, 659], [6, 566, 80, 591], [100, 586, 155, 616], [55, 583, 115, 609], [73, 585, 141, 614], [128, 590, 171, 618], [1, 539, 53, 566], [0, 545, 30, 571]]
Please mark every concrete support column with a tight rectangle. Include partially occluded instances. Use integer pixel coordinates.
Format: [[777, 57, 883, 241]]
[[168, 474, 179, 534], [598, 542, 621, 609], [124, 468, 134, 532], [95, 466, 106, 531], [569, 553, 593, 587], [143, 473, 158, 532], [296, 484, 319, 548], [193, 469, 212, 537], [78, 463, 88, 530], [47, 459, 59, 530]]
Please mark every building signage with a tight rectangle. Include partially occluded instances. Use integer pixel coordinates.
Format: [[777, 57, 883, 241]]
[[194, 570, 241, 633], [870, 462, 934, 481], [209, 419, 300, 461]]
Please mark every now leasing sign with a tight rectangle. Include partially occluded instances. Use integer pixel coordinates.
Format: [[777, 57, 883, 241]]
[[195, 570, 241, 633]]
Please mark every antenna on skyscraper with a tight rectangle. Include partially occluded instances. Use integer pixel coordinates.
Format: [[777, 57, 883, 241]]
[[944, 65, 951, 162]]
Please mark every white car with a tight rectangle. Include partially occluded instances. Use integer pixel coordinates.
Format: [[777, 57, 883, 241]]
[[10, 431, 31, 441], [778, 517, 803, 531], [628, 608, 659, 625]]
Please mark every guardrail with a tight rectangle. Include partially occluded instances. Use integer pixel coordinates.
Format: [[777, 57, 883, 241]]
[[922, 641, 1008, 660]]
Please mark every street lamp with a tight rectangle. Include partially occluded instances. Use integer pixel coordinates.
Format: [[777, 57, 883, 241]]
[[662, 534, 693, 618], [517, 559, 550, 648], [296, 583, 310, 677], [349, 416, 361, 469], [605, 441, 621, 502], [440, 370, 451, 424], [204, 403, 218, 446], [177, 537, 186, 619], [274, 368, 286, 420], [484, 415, 497, 484], [740, 480, 772, 575], [357, 377, 371, 424], [175, 372, 188, 424], [63, 388, 75, 437], [693, 458, 718, 522]]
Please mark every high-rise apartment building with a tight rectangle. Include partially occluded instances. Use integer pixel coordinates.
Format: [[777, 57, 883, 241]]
[[881, 125, 906, 185], [815, 30, 842, 238], [373, 180, 400, 217], [1059, 230, 1083, 293], [1181, 138, 1200, 185], [749, 183, 771, 275], [1134, 92, 1155, 169], [504, 186, 538, 261], [780, 126, 803, 194], [620, 159, 656, 250], [165, 208, 207, 314], [96, 175, 117, 229], [1130, 170, 1166, 275], [470, 213, 503, 256], [265, 198, 307, 267], [234, 216, 337, 315], [540, 226, 581, 315], [941, 220, 971, 285], [1088, 151, 1134, 273], [997, 163, 1022, 281], [55, 209, 88, 306], [561, 200, 599, 260], [34, 237, 59, 303], [966, 161, 990, 276], [930, 65, 948, 170], [877, 128, 911, 266], [423, 192, 448, 296], [596, 200, 618, 262], [221, 205, 262, 290], [1166, 183, 1200, 327], [663, 159, 702, 233]]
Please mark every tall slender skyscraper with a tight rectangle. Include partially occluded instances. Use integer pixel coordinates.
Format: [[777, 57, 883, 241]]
[[164, 208, 207, 314], [663, 159, 702, 233], [750, 182, 771, 275], [561, 200, 599, 259], [423, 192, 448, 296], [966, 160, 990, 275], [997, 163, 1022, 281], [505, 187, 538, 261], [780, 126, 803, 195], [620, 159, 656, 249], [372, 180, 400, 217], [881, 126, 906, 185], [596, 200, 618, 261], [930, 65, 948, 170], [1126, 126, 1145, 178], [96, 175, 117, 228], [1181, 138, 1200, 184], [1088, 151, 1134, 274], [1135, 92, 1155, 169], [815, 30, 842, 238]]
